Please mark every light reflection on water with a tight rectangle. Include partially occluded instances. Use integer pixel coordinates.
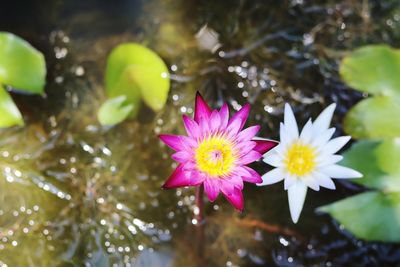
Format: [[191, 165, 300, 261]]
[[0, 0, 400, 266]]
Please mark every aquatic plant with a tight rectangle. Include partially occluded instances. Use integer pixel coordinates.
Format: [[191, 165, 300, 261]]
[[98, 43, 170, 126], [0, 32, 46, 127], [340, 45, 400, 139], [159, 92, 277, 211], [259, 103, 362, 223], [319, 45, 400, 242]]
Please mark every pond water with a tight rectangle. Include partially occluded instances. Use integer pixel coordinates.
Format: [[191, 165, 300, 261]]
[[0, 0, 400, 266]]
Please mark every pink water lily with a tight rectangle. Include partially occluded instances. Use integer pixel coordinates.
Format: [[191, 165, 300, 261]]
[[159, 93, 277, 211]]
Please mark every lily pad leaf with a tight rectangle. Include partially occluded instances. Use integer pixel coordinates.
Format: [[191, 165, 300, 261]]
[[341, 140, 400, 191], [375, 138, 400, 175], [105, 43, 170, 112], [344, 95, 400, 139], [97, 96, 134, 126], [0, 84, 23, 127], [107, 66, 142, 118], [0, 32, 46, 94], [340, 45, 400, 96], [318, 191, 400, 242]]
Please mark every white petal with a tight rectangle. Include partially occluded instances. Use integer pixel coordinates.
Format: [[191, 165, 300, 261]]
[[284, 104, 299, 141], [272, 143, 286, 157], [312, 103, 336, 136], [258, 168, 285, 186], [279, 123, 289, 145], [263, 152, 283, 167], [284, 174, 297, 190], [314, 172, 336, 190], [311, 128, 335, 147], [316, 155, 343, 167], [302, 175, 320, 191], [288, 181, 308, 224], [300, 119, 313, 144], [320, 164, 363, 179], [319, 136, 351, 155]]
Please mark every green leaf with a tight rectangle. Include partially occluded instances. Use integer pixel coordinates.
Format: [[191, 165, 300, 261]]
[[107, 66, 142, 117], [341, 45, 400, 138], [341, 140, 400, 191], [344, 95, 400, 139], [105, 43, 170, 112], [0, 32, 46, 94], [340, 45, 400, 96], [97, 96, 134, 126], [375, 138, 400, 175], [0, 84, 23, 127], [318, 191, 400, 242]]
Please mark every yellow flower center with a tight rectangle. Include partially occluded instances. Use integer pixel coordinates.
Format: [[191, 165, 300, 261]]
[[195, 136, 237, 177], [285, 141, 316, 176]]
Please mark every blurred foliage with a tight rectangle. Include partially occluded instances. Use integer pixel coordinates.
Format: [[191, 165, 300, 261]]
[[341, 140, 400, 191], [0, 84, 23, 127], [97, 95, 133, 126], [319, 191, 400, 242], [341, 45, 400, 138], [320, 139, 400, 241], [98, 43, 170, 125], [321, 45, 400, 242], [0, 32, 46, 127]]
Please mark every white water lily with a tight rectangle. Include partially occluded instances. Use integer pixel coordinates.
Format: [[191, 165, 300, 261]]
[[258, 103, 362, 223]]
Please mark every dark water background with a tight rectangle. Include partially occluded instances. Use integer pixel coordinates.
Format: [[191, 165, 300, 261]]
[[0, 0, 400, 266]]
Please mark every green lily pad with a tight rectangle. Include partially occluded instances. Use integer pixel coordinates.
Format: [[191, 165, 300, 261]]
[[107, 66, 142, 117], [375, 138, 400, 175], [0, 84, 23, 127], [97, 96, 134, 126], [318, 191, 400, 242], [0, 32, 46, 94], [344, 95, 400, 139], [105, 43, 170, 112], [341, 45, 400, 138], [328, 44, 400, 242], [340, 45, 400, 96], [341, 140, 400, 191]]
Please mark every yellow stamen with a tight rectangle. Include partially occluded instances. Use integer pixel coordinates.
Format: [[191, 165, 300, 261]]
[[195, 135, 237, 177], [285, 141, 316, 176]]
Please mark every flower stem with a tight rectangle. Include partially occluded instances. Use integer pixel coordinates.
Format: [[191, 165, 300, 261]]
[[195, 186, 204, 224], [194, 186, 205, 266]]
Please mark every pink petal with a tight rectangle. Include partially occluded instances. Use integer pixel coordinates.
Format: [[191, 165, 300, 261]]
[[241, 166, 262, 184], [226, 175, 244, 190], [194, 92, 212, 123], [162, 165, 204, 189], [234, 141, 257, 155], [253, 139, 279, 154], [171, 151, 192, 163], [182, 161, 196, 170], [219, 103, 229, 128], [159, 134, 185, 151], [179, 136, 198, 150], [204, 179, 220, 202], [182, 115, 200, 138], [238, 150, 262, 165], [162, 164, 191, 189], [209, 110, 221, 133], [220, 179, 235, 194], [199, 116, 210, 133], [237, 125, 260, 142], [222, 187, 244, 211], [226, 121, 241, 138], [187, 170, 207, 186], [228, 103, 250, 132], [234, 166, 251, 176]]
